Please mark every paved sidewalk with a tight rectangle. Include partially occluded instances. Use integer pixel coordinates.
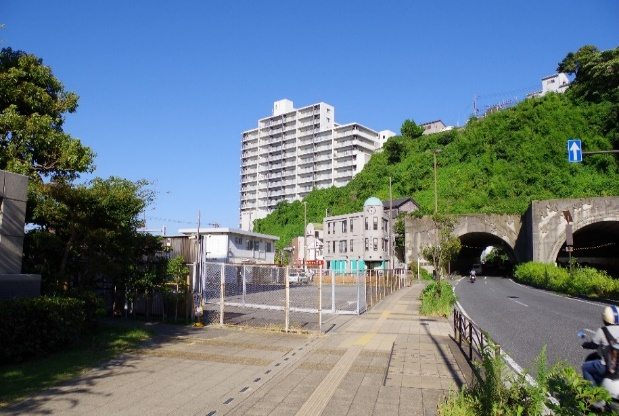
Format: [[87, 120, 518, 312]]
[[2, 282, 468, 416]]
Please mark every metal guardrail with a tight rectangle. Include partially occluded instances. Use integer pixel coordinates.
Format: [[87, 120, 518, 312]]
[[453, 308, 501, 370]]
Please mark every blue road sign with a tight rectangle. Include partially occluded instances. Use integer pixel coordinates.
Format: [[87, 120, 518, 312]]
[[568, 139, 582, 162]]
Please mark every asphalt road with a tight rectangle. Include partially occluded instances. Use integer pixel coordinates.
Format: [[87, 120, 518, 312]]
[[453, 275, 610, 375]]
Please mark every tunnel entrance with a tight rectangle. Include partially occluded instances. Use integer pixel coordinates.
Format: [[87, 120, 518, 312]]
[[452, 232, 516, 276], [555, 220, 619, 277]]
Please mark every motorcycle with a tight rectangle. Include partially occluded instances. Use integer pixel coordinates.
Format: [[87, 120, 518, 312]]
[[470, 273, 476, 283], [579, 330, 619, 412]]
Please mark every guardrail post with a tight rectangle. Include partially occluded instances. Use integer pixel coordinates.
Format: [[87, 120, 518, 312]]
[[453, 309, 457, 340], [468, 323, 473, 360]]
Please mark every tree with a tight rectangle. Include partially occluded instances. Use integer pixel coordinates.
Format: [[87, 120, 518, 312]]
[[0, 47, 95, 183], [421, 215, 461, 294], [558, 45, 619, 104], [400, 119, 425, 139], [383, 136, 406, 164], [24, 177, 156, 292], [167, 255, 189, 321]]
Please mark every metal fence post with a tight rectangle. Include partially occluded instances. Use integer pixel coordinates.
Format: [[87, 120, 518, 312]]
[[220, 263, 225, 326], [285, 265, 290, 333], [331, 268, 336, 313], [318, 267, 322, 333]]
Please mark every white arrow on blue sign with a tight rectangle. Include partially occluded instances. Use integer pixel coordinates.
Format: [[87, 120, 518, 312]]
[[568, 139, 582, 162]]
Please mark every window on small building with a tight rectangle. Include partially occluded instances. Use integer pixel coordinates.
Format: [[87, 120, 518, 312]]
[[246, 240, 252, 250], [266, 242, 272, 252]]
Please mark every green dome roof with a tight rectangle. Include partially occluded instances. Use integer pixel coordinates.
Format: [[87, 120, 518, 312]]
[[363, 197, 382, 207]]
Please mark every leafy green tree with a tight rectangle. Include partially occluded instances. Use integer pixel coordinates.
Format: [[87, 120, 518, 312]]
[[421, 215, 461, 294], [24, 177, 155, 292], [400, 119, 425, 139], [0, 47, 95, 183], [167, 255, 189, 321], [559, 45, 619, 104]]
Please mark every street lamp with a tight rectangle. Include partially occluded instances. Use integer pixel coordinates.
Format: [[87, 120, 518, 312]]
[[433, 149, 443, 215]]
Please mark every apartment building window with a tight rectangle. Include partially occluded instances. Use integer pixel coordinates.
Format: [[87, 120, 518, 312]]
[[350, 239, 354, 252], [342, 220, 347, 233], [365, 217, 369, 230], [332, 241, 336, 253], [373, 238, 378, 251], [373, 217, 378, 230], [350, 218, 354, 232], [328, 222, 331, 235], [339, 240, 347, 253], [365, 238, 369, 251], [327, 242, 330, 254], [383, 219, 388, 232]]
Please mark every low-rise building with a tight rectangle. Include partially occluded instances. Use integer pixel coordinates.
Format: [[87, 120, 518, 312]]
[[176, 227, 279, 265], [323, 197, 390, 273]]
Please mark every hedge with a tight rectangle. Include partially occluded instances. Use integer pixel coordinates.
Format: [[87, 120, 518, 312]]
[[0, 296, 90, 363]]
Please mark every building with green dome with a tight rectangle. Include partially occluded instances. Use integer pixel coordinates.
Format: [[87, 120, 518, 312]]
[[322, 197, 391, 273]]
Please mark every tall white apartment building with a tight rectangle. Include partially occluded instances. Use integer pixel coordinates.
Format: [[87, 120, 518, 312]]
[[240, 99, 395, 230]]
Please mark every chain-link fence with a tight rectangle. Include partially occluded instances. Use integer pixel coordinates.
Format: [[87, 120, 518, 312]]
[[197, 263, 410, 333]]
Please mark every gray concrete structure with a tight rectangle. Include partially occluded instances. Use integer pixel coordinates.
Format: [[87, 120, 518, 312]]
[[0, 169, 41, 299], [405, 197, 619, 272]]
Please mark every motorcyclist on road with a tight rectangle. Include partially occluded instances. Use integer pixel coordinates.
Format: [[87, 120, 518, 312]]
[[470, 269, 476, 282], [582, 305, 619, 387]]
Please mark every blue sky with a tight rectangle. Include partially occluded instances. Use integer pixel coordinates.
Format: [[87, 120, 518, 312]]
[[3, 1, 618, 234]]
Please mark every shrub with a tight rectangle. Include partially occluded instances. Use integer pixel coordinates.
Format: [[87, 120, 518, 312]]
[[514, 261, 619, 300], [439, 344, 612, 415], [420, 281, 458, 317], [0, 296, 89, 363]]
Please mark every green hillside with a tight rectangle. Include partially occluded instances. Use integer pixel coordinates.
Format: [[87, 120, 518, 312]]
[[254, 45, 619, 251]]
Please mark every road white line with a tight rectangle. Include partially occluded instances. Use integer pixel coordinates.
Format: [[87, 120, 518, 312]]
[[511, 299, 528, 307]]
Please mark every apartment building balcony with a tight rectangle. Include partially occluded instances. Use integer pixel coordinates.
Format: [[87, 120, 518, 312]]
[[241, 167, 258, 176], [241, 174, 258, 184], [297, 174, 315, 185]]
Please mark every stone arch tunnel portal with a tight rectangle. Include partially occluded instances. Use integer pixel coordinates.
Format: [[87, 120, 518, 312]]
[[452, 232, 517, 276], [554, 220, 619, 277]]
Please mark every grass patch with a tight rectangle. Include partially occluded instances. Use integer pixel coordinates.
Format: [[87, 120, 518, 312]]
[[419, 280, 458, 317], [0, 321, 153, 407]]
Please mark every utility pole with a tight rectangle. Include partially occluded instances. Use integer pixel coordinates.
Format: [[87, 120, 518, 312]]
[[389, 177, 393, 271]]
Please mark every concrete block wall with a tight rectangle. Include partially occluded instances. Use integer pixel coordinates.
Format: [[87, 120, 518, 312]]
[[0, 170, 28, 275]]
